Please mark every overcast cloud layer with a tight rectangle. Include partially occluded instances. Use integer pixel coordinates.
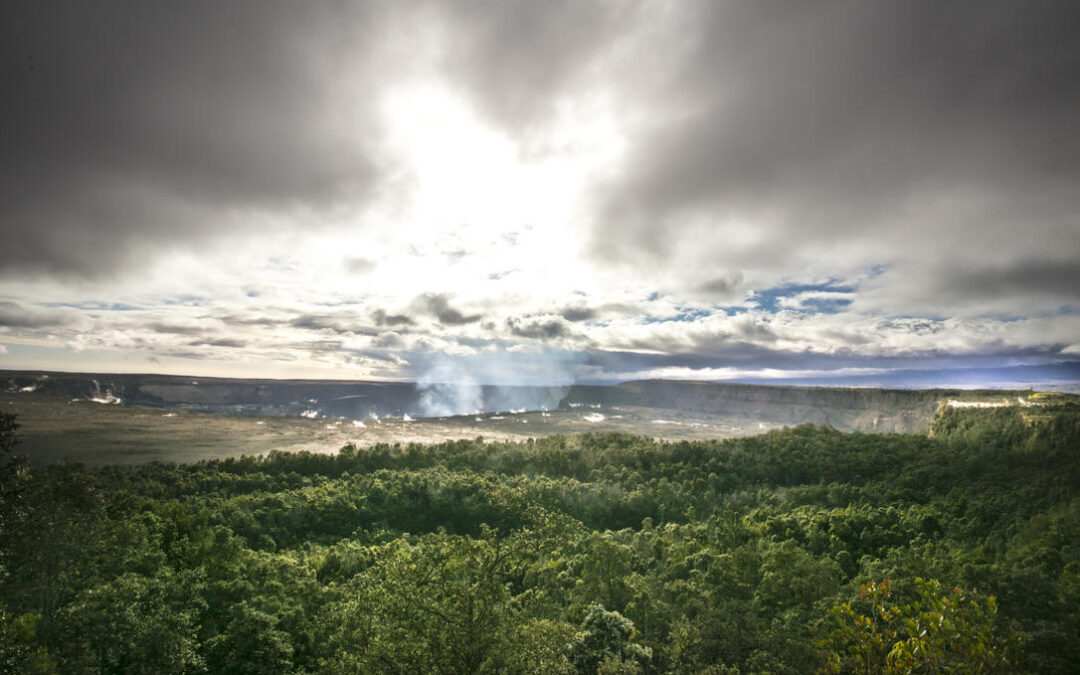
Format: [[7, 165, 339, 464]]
[[1, 1, 1078, 386]]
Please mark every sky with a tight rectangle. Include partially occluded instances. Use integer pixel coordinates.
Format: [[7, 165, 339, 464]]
[[1, 1, 1079, 387]]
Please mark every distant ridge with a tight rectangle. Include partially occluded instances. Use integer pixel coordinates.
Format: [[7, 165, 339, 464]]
[[3, 369, 1051, 433], [565, 380, 995, 433]]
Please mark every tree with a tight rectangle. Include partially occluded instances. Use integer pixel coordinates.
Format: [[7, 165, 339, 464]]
[[0, 412, 17, 456], [205, 602, 293, 675], [59, 573, 205, 673], [324, 531, 529, 674], [0, 602, 55, 674], [569, 604, 651, 674], [821, 578, 1024, 674]]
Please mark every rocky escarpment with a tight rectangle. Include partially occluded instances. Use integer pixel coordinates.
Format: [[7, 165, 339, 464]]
[[1, 371, 566, 419], [3, 370, 1032, 433], [3, 371, 419, 418], [560, 380, 1016, 433]]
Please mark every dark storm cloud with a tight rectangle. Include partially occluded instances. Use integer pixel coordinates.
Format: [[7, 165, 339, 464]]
[[0, 301, 80, 328], [506, 316, 570, 340], [436, 0, 629, 130], [372, 310, 415, 328], [857, 259, 1080, 317], [0, 0, 386, 277], [411, 294, 481, 325], [3, 0, 1078, 386], [943, 260, 1080, 301], [10, 0, 1074, 282], [0, 0, 630, 279], [595, 2, 1080, 266], [560, 306, 597, 322]]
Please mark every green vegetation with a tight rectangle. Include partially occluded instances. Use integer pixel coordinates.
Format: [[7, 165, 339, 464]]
[[822, 578, 1022, 673], [0, 405, 1078, 673]]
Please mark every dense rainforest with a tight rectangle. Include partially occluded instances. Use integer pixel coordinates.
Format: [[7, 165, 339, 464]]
[[0, 404, 1078, 673]]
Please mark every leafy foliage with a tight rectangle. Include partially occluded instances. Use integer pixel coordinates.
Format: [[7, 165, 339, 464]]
[[570, 604, 651, 674], [0, 411, 17, 456], [0, 407, 1077, 672], [822, 578, 1022, 673]]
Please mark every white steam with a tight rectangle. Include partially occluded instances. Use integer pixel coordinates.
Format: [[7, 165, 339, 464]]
[[412, 358, 578, 416], [417, 361, 484, 418], [413, 354, 579, 418]]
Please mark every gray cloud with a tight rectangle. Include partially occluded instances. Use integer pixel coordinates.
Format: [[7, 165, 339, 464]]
[[560, 306, 596, 322], [372, 332, 406, 349], [296, 339, 345, 354], [856, 258, 1080, 317], [436, 0, 630, 131], [290, 314, 377, 335], [0, 302, 80, 329], [560, 302, 646, 323], [1, 1, 1077, 385], [148, 322, 209, 336], [8, 1, 1075, 287], [944, 260, 1080, 301], [0, 1, 388, 277], [696, 272, 745, 301], [0, 0, 631, 279], [615, 333, 785, 366], [372, 310, 415, 327], [411, 293, 481, 325], [729, 317, 779, 344], [593, 2, 1080, 277], [189, 337, 247, 348], [506, 316, 570, 340], [220, 315, 288, 328]]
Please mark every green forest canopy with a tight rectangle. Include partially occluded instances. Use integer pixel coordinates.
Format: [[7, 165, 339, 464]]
[[0, 404, 1078, 673]]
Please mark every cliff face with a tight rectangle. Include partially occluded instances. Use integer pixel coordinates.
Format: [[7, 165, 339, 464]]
[[561, 380, 986, 433], [1, 371, 566, 419], [3, 370, 1021, 433], [2, 371, 420, 418]]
